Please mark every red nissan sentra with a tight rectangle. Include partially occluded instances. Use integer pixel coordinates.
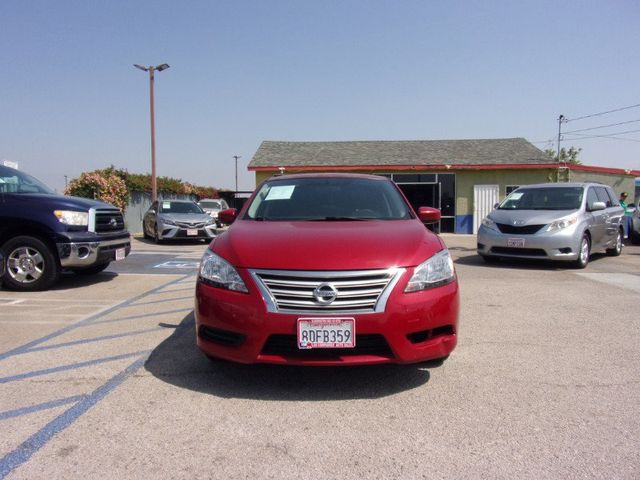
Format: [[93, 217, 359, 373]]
[[195, 173, 459, 366]]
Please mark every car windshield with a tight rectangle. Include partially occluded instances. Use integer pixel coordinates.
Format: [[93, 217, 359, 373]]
[[499, 187, 584, 211], [244, 176, 413, 221], [0, 166, 55, 194], [199, 200, 223, 209], [159, 201, 204, 214]]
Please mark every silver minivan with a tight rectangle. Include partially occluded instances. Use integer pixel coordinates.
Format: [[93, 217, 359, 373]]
[[477, 182, 624, 268]]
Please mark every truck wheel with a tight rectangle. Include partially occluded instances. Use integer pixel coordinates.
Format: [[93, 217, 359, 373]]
[[70, 262, 110, 275], [1, 236, 61, 291]]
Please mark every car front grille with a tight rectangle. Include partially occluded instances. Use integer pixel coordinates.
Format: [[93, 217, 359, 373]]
[[249, 268, 405, 314], [175, 221, 207, 228], [490, 247, 546, 256], [496, 223, 545, 234], [92, 209, 125, 233], [261, 334, 392, 358]]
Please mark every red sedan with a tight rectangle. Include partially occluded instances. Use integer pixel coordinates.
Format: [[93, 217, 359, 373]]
[[195, 173, 459, 366]]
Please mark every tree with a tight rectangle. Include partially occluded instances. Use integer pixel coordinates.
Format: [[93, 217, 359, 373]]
[[544, 146, 582, 165]]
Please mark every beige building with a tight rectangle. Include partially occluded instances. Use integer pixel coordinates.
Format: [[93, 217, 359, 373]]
[[248, 138, 638, 233]]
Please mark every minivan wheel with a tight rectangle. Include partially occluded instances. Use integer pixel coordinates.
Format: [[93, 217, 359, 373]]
[[573, 234, 590, 269], [1, 236, 61, 291], [606, 229, 623, 256]]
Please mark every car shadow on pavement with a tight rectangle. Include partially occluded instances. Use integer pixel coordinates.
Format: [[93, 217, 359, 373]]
[[49, 271, 120, 290], [454, 252, 609, 270], [145, 312, 435, 401]]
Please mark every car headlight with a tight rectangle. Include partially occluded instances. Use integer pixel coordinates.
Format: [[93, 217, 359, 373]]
[[405, 249, 455, 292], [481, 217, 499, 232], [199, 250, 248, 293], [546, 216, 577, 232], [54, 210, 88, 226], [205, 217, 216, 225], [161, 218, 176, 226]]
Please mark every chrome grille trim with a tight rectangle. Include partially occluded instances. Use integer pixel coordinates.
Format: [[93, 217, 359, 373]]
[[249, 268, 405, 314]]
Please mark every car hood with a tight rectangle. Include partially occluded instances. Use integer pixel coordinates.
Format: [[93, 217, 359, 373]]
[[489, 209, 578, 225], [160, 213, 211, 222], [211, 219, 445, 270]]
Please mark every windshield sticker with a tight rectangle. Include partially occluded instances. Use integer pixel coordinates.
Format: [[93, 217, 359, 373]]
[[265, 185, 295, 201], [508, 193, 523, 200], [162, 201, 171, 209]]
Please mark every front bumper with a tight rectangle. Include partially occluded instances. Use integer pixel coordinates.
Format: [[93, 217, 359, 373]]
[[477, 224, 581, 261], [194, 269, 459, 366], [158, 224, 217, 241], [57, 235, 131, 267]]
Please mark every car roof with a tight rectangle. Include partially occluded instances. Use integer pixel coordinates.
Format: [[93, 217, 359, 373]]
[[160, 199, 196, 203], [517, 182, 610, 190], [266, 172, 390, 182]]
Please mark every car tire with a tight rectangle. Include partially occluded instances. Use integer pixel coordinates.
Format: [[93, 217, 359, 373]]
[[142, 225, 151, 240], [606, 229, 623, 256], [153, 224, 162, 244], [573, 234, 590, 269], [1, 235, 61, 291], [70, 262, 111, 275]]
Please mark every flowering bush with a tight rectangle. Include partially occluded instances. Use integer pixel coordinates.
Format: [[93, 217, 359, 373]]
[[65, 171, 129, 213]]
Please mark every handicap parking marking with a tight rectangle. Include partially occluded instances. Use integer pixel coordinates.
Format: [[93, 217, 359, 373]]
[[0, 299, 25, 306], [153, 260, 200, 269]]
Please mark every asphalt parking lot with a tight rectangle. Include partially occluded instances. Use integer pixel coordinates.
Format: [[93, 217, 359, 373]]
[[1, 234, 639, 479]]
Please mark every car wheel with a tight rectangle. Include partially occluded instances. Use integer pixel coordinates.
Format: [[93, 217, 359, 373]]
[[1, 236, 60, 291], [143, 224, 151, 240], [153, 224, 162, 244], [573, 234, 590, 269], [70, 262, 111, 275], [606, 229, 623, 256]]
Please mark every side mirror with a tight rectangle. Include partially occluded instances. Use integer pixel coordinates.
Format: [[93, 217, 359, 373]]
[[589, 201, 606, 212], [218, 208, 238, 225], [494, 203, 500, 209], [417, 206, 441, 224]]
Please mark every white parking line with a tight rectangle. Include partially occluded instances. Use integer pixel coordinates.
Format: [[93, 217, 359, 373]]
[[0, 299, 26, 306]]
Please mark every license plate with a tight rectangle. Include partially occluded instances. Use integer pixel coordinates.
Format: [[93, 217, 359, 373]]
[[507, 237, 525, 248], [115, 248, 126, 261], [187, 229, 198, 236], [297, 317, 355, 349]]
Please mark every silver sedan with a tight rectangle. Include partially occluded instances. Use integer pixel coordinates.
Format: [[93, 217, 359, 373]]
[[143, 199, 217, 243]]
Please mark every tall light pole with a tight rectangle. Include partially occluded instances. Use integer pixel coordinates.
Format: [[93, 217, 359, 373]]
[[134, 63, 170, 202], [233, 155, 241, 193]]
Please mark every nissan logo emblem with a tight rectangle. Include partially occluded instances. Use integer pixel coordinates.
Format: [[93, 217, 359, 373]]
[[313, 283, 338, 305]]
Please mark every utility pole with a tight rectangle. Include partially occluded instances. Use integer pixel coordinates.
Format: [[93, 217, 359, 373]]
[[556, 114, 565, 161], [233, 155, 241, 193]]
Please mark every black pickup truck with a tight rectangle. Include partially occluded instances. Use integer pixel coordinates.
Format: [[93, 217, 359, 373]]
[[0, 165, 131, 291]]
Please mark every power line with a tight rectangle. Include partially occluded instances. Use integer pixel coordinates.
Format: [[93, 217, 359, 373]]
[[563, 130, 640, 143], [564, 127, 640, 138], [565, 103, 640, 122], [562, 118, 640, 134]]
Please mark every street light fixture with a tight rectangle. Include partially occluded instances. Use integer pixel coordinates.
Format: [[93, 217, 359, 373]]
[[134, 63, 170, 202]]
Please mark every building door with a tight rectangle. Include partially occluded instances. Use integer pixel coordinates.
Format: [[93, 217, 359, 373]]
[[473, 185, 499, 234]]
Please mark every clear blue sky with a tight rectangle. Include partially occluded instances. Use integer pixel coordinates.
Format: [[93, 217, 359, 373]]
[[1, 0, 638, 193]]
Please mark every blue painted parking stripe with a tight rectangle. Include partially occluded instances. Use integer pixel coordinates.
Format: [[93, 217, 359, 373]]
[[134, 295, 193, 306], [26, 328, 162, 353], [0, 350, 149, 384], [0, 355, 147, 479], [0, 395, 86, 421], [88, 307, 193, 326], [0, 274, 192, 362]]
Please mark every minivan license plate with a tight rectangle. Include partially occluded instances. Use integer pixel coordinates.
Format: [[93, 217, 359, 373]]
[[507, 238, 525, 248], [297, 318, 355, 349]]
